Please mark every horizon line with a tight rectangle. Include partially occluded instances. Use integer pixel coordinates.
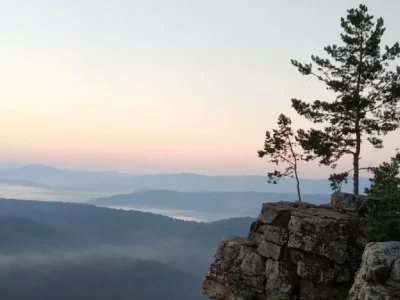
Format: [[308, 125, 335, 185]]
[[0, 162, 373, 181]]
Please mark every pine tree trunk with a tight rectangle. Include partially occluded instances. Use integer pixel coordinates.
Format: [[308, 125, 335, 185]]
[[353, 31, 363, 196], [288, 138, 301, 202], [294, 167, 302, 202], [353, 127, 361, 195], [353, 153, 359, 195], [296, 176, 302, 202]]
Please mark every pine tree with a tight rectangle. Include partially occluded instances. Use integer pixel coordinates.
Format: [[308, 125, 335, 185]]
[[258, 114, 312, 202], [291, 4, 400, 194]]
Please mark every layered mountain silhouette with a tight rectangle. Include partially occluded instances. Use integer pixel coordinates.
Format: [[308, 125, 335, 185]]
[[0, 164, 371, 194]]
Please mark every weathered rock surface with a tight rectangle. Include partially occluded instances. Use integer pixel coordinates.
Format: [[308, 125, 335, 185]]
[[348, 241, 400, 300], [331, 191, 367, 214], [202, 194, 366, 300], [203, 237, 266, 300]]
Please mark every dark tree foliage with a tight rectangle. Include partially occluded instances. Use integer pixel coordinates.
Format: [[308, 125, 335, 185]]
[[291, 4, 400, 194], [361, 152, 400, 242], [258, 114, 312, 202], [365, 152, 400, 197], [328, 172, 349, 192], [0, 258, 206, 300]]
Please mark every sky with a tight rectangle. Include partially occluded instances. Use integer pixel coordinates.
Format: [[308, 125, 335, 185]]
[[0, 0, 399, 177]]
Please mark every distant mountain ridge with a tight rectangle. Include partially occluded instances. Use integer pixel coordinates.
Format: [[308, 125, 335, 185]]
[[0, 163, 371, 194], [91, 190, 331, 217], [0, 178, 50, 189]]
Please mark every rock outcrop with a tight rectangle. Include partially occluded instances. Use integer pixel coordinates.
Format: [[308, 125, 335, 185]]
[[348, 241, 400, 300], [202, 194, 367, 300]]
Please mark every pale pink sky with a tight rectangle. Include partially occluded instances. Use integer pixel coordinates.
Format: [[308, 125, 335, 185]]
[[1, 0, 399, 177]]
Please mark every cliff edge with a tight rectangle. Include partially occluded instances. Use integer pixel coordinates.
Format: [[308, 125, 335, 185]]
[[202, 193, 368, 300]]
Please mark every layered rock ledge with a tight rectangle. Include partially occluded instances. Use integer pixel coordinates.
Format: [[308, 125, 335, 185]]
[[202, 194, 368, 300], [348, 241, 400, 300]]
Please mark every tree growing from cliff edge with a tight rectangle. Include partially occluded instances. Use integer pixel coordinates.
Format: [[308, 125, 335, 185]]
[[258, 114, 312, 202], [291, 4, 400, 194]]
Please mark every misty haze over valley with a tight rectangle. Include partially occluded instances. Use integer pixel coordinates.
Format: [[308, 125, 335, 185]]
[[0, 163, 373, 299], [1, 0, 400, 299], [0, 163, 371, 221]]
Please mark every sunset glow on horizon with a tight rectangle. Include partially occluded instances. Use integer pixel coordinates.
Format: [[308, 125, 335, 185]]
[[1, 0, 399, 177]]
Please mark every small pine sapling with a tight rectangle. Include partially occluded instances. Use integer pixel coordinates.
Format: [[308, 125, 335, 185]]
[[258, 114, 313, 202]]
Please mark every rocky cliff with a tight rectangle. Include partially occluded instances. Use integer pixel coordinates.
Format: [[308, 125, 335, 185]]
[[202, 193, 367, 300], [348, 241, 400, 300]]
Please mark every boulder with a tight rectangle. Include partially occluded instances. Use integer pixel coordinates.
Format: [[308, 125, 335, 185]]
[[331, 191, 367, 213], [257, 202, 293, 227], [348, 241, 400, 300]]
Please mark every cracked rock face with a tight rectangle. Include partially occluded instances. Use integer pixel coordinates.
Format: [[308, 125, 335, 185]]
[[202, 194, 366, 300], [203, 237, 266, 300], [348, 241, 400, 300]]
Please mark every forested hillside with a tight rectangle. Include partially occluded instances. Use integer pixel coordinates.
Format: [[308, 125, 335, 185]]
[[0, 198, 253, 300]]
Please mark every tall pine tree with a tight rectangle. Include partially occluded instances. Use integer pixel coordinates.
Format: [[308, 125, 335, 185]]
[[291, 4, 400, 194]]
